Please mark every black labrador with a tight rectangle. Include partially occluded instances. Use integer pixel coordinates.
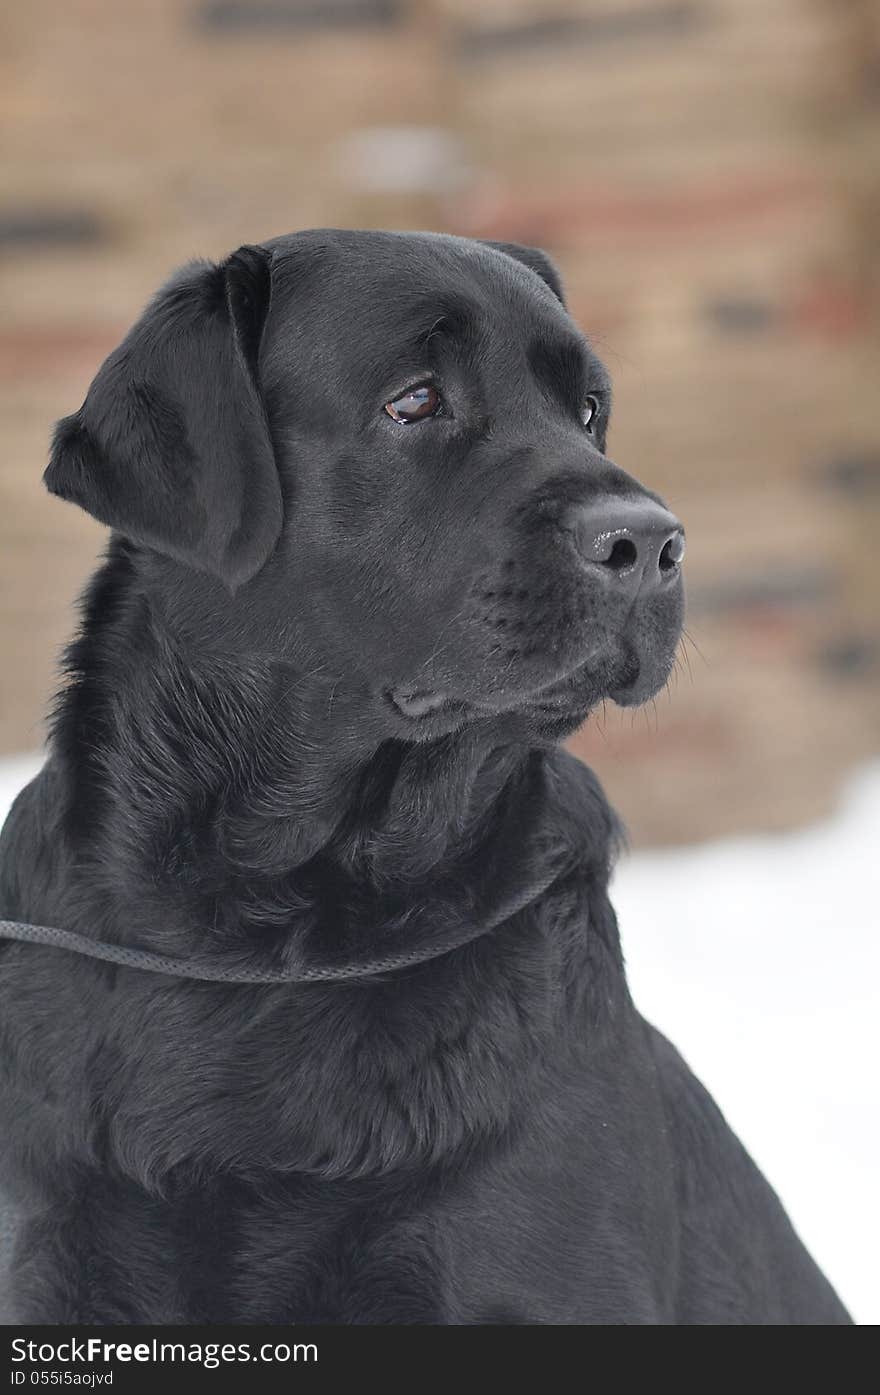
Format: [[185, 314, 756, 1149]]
[[0, 230, 850, 1323]]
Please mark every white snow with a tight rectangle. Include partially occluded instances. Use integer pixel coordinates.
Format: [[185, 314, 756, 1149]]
[[1, 750, 877, 1323], [613, 762, 880, 1325]]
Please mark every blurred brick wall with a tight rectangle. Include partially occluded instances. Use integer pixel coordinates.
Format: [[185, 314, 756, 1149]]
[[1, 0, 878, 844]]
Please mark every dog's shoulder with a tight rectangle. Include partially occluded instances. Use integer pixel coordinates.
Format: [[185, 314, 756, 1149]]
[[0, 763, 59, 922], [642, 1020, 851, 1323], [0, 1186, 20, 1323]]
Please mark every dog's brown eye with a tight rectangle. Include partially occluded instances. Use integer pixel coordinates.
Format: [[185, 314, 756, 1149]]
[[385, 384, 442, 424], [582, 396, 599, 432]]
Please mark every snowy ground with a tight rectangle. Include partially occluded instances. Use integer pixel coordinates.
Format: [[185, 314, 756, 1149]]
[[1, 751, 877, 1323], [613, 763, 880, 1325]]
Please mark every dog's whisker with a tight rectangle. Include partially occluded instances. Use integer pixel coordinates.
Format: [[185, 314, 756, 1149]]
[[681, 628, 708, 668]]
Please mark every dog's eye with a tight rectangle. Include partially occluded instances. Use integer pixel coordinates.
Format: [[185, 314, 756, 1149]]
[[385, 384, 442, 424], [581, 396, 599, 433]]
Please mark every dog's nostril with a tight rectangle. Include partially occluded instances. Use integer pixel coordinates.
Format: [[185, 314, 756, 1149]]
[[604, 538, 638, 572], [659, 533, 685, 573]]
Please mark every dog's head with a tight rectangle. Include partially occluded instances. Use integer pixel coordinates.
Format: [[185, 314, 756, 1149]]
[[46, 229, 684, 742]]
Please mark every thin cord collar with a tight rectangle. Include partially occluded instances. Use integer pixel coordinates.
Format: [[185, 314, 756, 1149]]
[[0, 860, 566, 984]]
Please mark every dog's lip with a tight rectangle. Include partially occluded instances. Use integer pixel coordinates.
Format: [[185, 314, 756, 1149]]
[[386, 687, 474, 721], [389, 688, 448, 718]]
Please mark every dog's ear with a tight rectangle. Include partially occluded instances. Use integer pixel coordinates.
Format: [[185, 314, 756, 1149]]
[[44, 246, 282, 592], [480, 240, 566, 306]]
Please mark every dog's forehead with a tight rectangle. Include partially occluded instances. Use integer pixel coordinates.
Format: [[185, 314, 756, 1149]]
[[265, 226, 541, 292], [262, 228, 577, 357]]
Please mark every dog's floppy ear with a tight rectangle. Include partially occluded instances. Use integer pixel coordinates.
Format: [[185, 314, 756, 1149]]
[[44, 246, 282, 592], [481, 240, 566, 306]]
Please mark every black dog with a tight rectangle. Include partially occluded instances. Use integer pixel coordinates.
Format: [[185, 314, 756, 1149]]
[[0, 230, 850, 1323]]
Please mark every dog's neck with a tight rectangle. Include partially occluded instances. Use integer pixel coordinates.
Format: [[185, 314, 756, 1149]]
[[50, 544, 613, 960]]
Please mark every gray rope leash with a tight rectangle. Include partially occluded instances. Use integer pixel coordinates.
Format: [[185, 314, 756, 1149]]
[[0, 861, 566, 984]]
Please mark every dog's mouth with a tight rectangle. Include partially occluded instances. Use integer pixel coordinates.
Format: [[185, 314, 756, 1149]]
[[385, 641, 651, 733]]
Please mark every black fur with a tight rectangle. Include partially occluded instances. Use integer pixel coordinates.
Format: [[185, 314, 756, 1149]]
[[0, 230, 849, 1323]]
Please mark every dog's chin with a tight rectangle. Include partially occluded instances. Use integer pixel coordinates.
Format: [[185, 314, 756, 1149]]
[[511, 646, 675, 735]]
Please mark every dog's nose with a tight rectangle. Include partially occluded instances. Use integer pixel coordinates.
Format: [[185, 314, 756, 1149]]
[[563, 497, 685, 593]]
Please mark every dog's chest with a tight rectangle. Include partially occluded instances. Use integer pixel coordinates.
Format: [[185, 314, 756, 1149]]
[[195, 1172, 667, 1325], [30, 1111, 670, 1325], [97, 897, 589, 1185]]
